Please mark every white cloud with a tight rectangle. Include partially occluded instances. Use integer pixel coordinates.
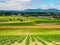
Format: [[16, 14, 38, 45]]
[[0, 0, 60, 10], [17, 0, 31, 1], [40, 3, 58, 9], [0, 0, 31, 10], [40, 6, 48, 9], [49, 3, 55, 6]]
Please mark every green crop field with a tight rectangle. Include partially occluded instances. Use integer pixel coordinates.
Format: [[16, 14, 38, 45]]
[[0, 35, 60, 45], [0, 16, 60, 26], [0, 16, 60, 45], [0, 28, 60, 45], [0, 28, 60, 35]]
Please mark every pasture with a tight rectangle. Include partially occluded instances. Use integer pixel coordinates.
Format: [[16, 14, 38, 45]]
[[0, 16, 60, 25]]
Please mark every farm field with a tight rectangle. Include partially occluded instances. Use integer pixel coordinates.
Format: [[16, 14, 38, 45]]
[[0, 35, 60, 45], [0, 28, 60, 35], [0, 16, 60, 45], [0, 16, 60, 26], [0, 0, 60, 45], [0, 28, 60, 45]]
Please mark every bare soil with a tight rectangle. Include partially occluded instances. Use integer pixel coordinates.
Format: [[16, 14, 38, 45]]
[[0, 25, 60, 28]]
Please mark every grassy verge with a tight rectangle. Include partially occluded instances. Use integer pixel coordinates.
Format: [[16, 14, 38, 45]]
[[0, 22, 34, 26], [35, 20, 60, 24]]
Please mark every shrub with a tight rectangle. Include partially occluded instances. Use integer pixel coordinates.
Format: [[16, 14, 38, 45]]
[[20, 19, 23, 21], [9, 19, 12, 21], [17, 18, 20, 20]]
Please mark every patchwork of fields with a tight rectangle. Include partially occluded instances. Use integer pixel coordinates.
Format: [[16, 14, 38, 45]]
[[0, 16, 60, 45], [0, 16, 60, 25]]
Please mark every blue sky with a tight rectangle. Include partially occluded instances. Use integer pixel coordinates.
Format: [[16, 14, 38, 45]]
[[0, 0, 60, 10]]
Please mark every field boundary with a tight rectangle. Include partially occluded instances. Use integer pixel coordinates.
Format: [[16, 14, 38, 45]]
[[0, 25, 60, 28]]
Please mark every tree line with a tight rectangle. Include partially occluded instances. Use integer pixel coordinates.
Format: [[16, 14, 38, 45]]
[[0, 11, 60, 18]]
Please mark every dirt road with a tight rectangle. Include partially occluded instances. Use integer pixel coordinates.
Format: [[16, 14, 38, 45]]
[[0, 25, 60, 28]]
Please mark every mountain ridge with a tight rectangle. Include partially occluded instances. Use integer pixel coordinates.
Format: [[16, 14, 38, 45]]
[[0, 9, 60, 12]]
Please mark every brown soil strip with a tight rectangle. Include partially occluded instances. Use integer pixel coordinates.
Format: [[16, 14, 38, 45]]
[[0, 25, 60, 28], [52, 41, 60, 45]]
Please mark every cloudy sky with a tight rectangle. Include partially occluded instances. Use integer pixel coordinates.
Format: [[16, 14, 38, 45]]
[[0, 0, 60, 10]]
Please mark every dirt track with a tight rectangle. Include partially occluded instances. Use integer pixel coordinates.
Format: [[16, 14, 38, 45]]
[[0, 25, 60, 28]]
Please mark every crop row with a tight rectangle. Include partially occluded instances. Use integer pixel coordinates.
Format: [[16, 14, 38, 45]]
[[0, 36, 26, 45], [0, 35, 60, 45]]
